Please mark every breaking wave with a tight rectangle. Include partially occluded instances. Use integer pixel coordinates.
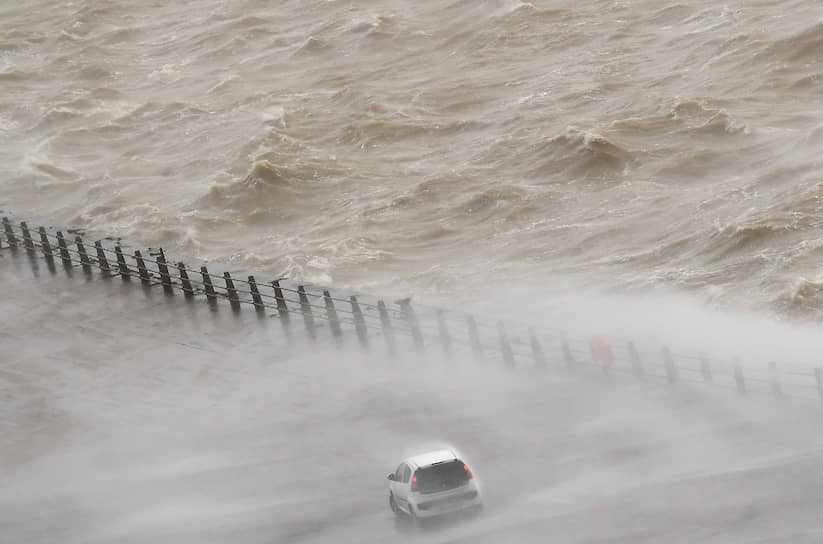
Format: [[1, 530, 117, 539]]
[[527, 127, 634, 179]]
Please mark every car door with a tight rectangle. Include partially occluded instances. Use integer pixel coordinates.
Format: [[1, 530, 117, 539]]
[[394, 463, 412, 512], [391, 464, 405, 508]]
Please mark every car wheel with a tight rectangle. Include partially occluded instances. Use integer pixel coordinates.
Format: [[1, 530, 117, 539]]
[[389, 493, 400, 516], [409, 506, 421, 528]]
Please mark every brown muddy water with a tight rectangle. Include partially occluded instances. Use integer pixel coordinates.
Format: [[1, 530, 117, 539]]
[[2, 0, 823, 318]]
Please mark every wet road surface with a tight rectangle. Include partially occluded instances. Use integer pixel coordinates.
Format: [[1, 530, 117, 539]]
[[3, 248, 823, 543]]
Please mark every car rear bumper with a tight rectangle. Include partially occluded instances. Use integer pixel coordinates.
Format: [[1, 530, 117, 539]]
[[411, 490, 482, 519]]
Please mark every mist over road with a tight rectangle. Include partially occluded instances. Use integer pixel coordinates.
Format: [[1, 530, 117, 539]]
[[3, 247, 823, 543]]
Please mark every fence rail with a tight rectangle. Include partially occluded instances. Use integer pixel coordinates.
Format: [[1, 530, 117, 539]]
[[3, 215, 823, 403]]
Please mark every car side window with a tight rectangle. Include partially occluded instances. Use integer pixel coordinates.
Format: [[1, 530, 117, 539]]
[[394, 464, 404, 482], [402, 464, 411, 483]]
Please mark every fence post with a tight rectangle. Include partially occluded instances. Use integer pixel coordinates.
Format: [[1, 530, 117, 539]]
[[768, 361, 783, 399], [377, 300, 395, 354], [20, 222, 34, 251], [38, 227, 56, 272], [2, 217, 17, 248], [350, 296, 368, 348], [700, 354, 713, 383], [272, 280, 290, 321], [437, 310, 452, 359], [178, 263, 194, 297], [94, 241, 111, 273], [324, 290, 342, 337], [38, 227, 53, 259], [201, 266, 216, 301], [529, 327, 546, 368], [115, 245, 129, 278], [134, 251, 151, 284], [56, 231, 71, 267], [297, 285, 316, 337], [224, 272, 240, 310], [733, 361, 746, 395], [156, 249, 172, 289], [467, 316, 483, 361], [248, 276, 264, 312], [663, 347, 678, 384], [76, 237, 91, 270], [561, 334, 575, 372], [399, 301, 424, 354], [627, 341, 644, 378], [497, 321, 515, 368], [815, 368, 823, 401]]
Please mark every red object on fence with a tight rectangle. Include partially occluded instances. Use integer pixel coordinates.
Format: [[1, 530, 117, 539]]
[[590, 335, 614, 369]]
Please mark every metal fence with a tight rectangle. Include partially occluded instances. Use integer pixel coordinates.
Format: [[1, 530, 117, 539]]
[[3, 215, 823, 403]]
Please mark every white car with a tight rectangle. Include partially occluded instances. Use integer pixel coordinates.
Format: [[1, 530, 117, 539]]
[[387, 449, 482, 522]]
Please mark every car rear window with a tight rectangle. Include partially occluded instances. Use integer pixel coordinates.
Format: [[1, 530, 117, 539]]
[[414, 460, 468, 494]]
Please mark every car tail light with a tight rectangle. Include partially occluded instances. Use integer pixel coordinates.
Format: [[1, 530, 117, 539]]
[[464, 464, 473, 479], [410, 475, 418, 491]]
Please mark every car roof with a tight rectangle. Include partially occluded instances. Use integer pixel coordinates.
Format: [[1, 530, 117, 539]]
[[404, 449, 459, 469]]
